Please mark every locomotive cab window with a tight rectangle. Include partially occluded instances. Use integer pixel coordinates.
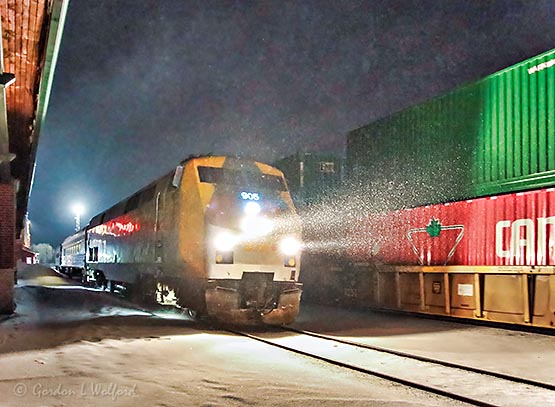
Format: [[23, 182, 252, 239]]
[[198, 166, 286, 191]]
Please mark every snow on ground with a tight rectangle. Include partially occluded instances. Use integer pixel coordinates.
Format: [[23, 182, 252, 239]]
[[0, 265, 465, 407], [292, 304, 555, 385]]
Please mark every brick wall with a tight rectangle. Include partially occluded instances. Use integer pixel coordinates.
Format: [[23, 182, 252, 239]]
[[0, 183, 15, 313], [0, 270, 14, 313]]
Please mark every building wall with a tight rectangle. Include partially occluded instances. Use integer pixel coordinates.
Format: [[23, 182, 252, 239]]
[[0, 182, 15, 313], [274, 152, 344, 205]]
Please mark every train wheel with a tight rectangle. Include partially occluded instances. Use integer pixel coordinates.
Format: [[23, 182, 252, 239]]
[[127, 275, 157, 306], [95, 271, 107, 290], [186, 308, 199, 320]]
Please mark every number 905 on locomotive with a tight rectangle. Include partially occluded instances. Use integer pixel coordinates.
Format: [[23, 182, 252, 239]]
[[82, 156, 302, 325]]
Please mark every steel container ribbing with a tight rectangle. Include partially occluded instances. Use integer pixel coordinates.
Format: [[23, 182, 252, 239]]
[[347, 48, 555, 207], [349, 187, 555, 266]]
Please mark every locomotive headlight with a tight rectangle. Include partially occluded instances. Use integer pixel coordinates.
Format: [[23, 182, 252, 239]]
[[244, 201, 261, 216], [214, 232, 238, 251], [280, 237, 301, 256]]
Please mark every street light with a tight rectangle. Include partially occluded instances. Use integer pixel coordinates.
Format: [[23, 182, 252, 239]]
[[72, 203, 84, 232]]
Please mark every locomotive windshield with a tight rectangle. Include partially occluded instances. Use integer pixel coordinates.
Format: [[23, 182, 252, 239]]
[[198, 166, 287, 191]]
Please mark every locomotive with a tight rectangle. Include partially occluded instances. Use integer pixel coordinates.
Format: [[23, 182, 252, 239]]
[[59, 156, 303, 325]]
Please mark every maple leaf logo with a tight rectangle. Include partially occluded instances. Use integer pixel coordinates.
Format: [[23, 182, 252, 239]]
[[406, 218, 465, 265], [426, 218, 442, 238]]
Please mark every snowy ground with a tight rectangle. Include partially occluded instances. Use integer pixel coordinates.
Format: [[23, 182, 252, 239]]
[[0, 264, 467, 407], [3, 265, 555, 406], [292, 304, 555, 385]]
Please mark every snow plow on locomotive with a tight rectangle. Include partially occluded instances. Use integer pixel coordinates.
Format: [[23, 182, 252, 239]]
[[64, 156, 303, 325]]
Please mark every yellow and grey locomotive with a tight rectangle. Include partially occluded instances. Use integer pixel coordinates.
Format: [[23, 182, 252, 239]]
[[83, 156, 302, 325]]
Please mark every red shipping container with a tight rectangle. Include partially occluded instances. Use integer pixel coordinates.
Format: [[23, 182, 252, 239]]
[[351, 187, 555, 266]]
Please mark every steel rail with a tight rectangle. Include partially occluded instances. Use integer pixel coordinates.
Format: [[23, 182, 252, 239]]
[[283, 326, 555, 392], [228, 328, 497, 407]]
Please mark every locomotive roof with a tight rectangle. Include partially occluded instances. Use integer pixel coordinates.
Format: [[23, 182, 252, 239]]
[[85, 155, 283, 230]]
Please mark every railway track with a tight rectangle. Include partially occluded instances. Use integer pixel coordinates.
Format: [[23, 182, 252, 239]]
[[283, 326, 555, 392], [229, 327, 555, 407]]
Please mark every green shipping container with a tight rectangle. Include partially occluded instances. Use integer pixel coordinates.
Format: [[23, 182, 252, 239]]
[[347, 48, 555, 207]]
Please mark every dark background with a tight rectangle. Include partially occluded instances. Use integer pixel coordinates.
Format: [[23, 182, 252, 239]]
[[28, 0, 555, 246]]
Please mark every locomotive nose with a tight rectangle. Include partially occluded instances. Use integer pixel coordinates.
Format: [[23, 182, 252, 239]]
[[204, 274, 302, 326]]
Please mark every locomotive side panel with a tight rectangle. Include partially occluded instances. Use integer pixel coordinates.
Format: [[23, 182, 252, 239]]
[[86, 174, 178, 284], [177, 157, 224, 278]]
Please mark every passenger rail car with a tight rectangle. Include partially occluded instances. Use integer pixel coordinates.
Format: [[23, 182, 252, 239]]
[[82, 156, 303, 325], [56, 229, 86, 277]]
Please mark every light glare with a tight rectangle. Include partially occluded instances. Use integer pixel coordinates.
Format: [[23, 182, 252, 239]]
[[72, 203, 85, 216], [280, 236, 301, 256], [244, 201, 261, 216], [214, 232, 237, 251], [240, 216, 274, 236]]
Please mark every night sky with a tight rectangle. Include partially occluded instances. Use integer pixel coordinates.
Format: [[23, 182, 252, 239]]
[[29, 0, 555, 246]]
